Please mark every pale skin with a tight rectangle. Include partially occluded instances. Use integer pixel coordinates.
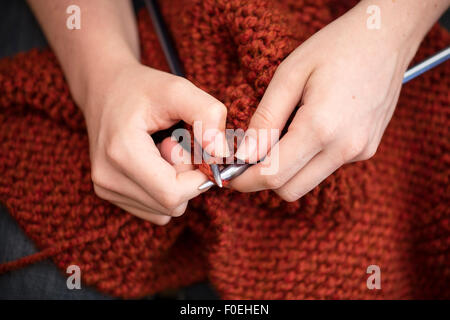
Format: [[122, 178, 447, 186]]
[[28, 0, 229, 225], [231, 0, 450, 200], [28, 0, 449, 223]]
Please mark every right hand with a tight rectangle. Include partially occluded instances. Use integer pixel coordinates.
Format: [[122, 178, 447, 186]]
[[81, 63, 228, 225]]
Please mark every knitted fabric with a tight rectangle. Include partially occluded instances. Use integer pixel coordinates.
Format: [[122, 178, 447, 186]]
[[0, 0, 449, 299]]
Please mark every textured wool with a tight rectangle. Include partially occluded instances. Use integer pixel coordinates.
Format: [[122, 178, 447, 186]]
[[0, 0, 449, 299]]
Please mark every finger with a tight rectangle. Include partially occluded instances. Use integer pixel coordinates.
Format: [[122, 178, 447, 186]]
[[93, 160, 189, 215], [95, 184, 188, 217], [155, 76, 230, 158], [230, 107, 325, 192], [107, 129, 207, 209], [159, 137, 194, 173], [274, 147, 342, 202], [112, 201, 172, 225], [235, 55, 313, 162]]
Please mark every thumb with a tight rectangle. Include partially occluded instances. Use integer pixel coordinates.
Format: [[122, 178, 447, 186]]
[[235, 57, 312, 162]]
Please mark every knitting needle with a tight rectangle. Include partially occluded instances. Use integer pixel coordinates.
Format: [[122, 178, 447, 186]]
[[202, 150, 223, 188], [145, 0, 223, 187], [403, 46, 450, 84], [198, 163, 251, 190], [198, 46, 450, 190], [145, 0, 183, 75], [210, 162, 223, 187]]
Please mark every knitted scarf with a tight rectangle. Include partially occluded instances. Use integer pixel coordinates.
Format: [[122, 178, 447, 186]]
[[0, 0, 449, 299]]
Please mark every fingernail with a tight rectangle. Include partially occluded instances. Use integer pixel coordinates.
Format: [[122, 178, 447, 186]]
[[207, 132, 230, 158], [235, 134, 257, 162]]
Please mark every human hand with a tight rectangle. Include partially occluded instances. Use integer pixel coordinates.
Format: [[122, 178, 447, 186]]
[[230, 3, 423, 201], [81, 62, 228, 224]]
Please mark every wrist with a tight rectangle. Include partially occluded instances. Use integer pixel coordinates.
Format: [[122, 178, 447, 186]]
[[68, 47, 141, 112], [343, 0, 444, 65], [357, 0, 448, 44]]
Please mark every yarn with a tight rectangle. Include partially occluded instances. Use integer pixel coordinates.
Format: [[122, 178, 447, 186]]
[[0, 0, 449, 299]]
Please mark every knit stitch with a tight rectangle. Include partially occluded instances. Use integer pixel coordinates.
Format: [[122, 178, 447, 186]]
[[0, 0, 449, 299]]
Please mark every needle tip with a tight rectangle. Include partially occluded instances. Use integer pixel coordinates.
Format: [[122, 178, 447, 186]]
[[210, 164, 223, 188], [198, 180, 214, 190]]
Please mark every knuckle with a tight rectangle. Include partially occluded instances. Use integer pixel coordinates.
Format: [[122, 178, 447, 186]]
[[168, 203, 187, 217], [277, 188, 300, 202], [308, 114, 337, 148], [206, 102, 227, 122], [228, 181, 251, 193], [159, 191, 183, 211], [105, 135, 126, 165], [262, 174, 285, 190], [359, 144, 378, 161], [152, 215, 172, 226], [168, 76, 190, 94], [253, 106, 277, 129], [92, 184, 108, 200], [91, 166, 107, 189], [343, 134, 369, 161], [211, 102, 228, 116]]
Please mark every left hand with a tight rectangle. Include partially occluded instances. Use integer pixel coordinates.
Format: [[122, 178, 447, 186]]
[[230, 3, 421, 201]]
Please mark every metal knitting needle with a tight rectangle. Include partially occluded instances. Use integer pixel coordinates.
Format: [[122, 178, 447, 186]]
[[198, 46, 450, 190], [403, 46, 450, 84], [145, 0, 223, 188], [210, 163, 223, 187], [203, 152, 223, 188], [145, 0, 183, 75], [198, 163, 251, 190]]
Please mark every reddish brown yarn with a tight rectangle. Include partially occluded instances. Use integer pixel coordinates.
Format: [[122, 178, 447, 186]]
[[0, 0, 449, 299]]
